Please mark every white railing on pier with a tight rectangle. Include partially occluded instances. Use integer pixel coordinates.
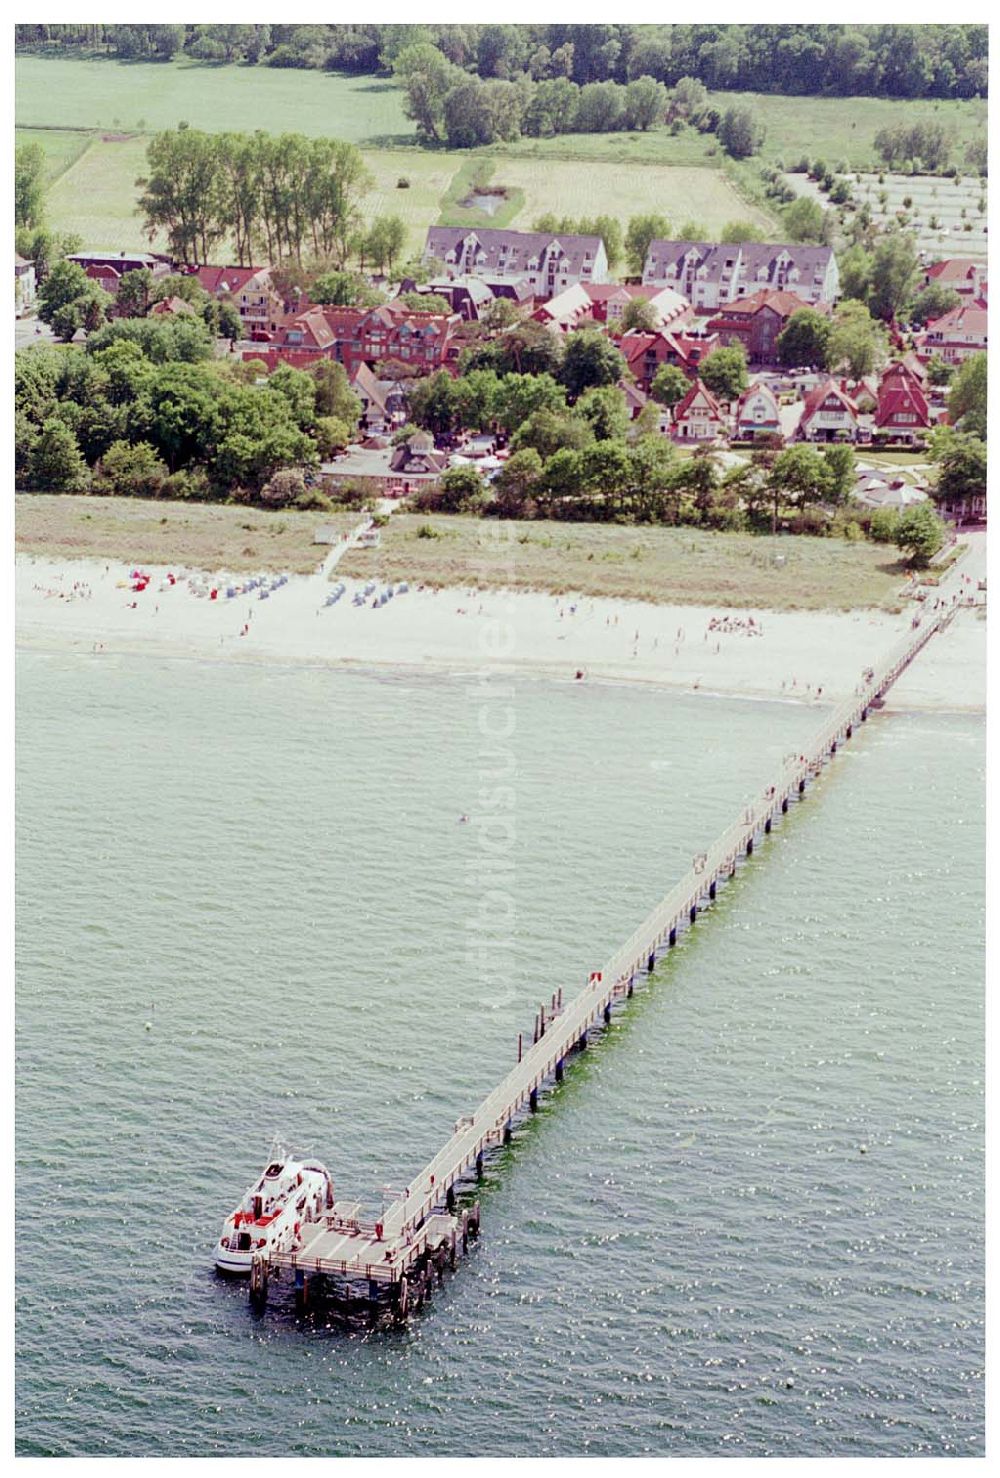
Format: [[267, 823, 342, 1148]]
[[380, 605, 948, 1244]]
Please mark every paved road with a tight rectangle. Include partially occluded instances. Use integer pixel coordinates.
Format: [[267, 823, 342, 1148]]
[[15, 315, 55, 350]]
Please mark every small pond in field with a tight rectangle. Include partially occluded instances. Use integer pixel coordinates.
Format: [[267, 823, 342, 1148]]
[[461, 190, 508, 216]]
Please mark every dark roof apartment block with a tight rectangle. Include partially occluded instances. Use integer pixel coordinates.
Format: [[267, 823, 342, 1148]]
[[424, 227, 608, 300], [643, 241, 839, 309]]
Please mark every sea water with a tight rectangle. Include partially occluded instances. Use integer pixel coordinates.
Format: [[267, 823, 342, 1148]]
[[15, 651, 984, 1456]]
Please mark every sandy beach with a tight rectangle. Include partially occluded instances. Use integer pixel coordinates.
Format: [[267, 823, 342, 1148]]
[[15, 539, 986, 714]]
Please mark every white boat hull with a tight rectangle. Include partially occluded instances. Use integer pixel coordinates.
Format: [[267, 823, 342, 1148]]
[[214, 1156, 333, 1275]]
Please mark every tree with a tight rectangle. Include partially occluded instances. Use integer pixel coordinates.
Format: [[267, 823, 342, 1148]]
[[827, 301, 886, 379], [947, 353, 987, 438], [575, 385, 629, 442], [494, 372, 565, 435], [933, 433, 987, 506], [894, 502, 944, 566], [267, 363, 317, 429], [909, 282, 960, 327], [837, 244, 873, 304], [719, 104, 765, 158], [624, 75, 667, 130], [312, 271, 381, 307], [620, 298, 659, 333], [15, 411, 39, 481], [650, 363, 690, 411], [783, 196, 826, 244], [720, 219, 765, 243], [926, 355, 953, 387], [453, 369, 502, 432], [768, 444, 832, 533], [313, 417, 352, 457], [869, 232, 920, 321], [511, 407, 592, 459], [625, 213, 671, 277], [540, 447, 584, 505], [363, 216, 407, 275], [99, 439, 169, 496], [116, 268, 154, 318], [576, 81, 627, 133], [260, 468, 307, 507], [777, 307, 833, 369], [37, 260, 91, 323], [559, 330, 626, 398], [399, 292, 452, 314], [698, 345, 748, 402], [443, 77, 495, 148], [822, 444, 856, 504], [28, 418, 89, 491], [15, 142, 46, 231], [492, 448, 544, 517], [409, 371, 462, 438], [50, 301, 84, 343], [311, 361, 361, 431], [671, 76, 709, 121], [580, 440, 632, 512], [137, 128, 225, 265], [436, 464, 486, 513]]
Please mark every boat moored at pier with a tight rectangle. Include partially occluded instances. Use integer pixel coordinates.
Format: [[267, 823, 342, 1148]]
[[215, 1154, 334, 1274]]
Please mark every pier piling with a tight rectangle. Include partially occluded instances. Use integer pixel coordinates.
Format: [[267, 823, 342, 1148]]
[[252, 605, 953, 1318]]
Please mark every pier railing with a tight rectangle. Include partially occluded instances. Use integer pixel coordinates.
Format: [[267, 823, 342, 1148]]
[[380, 606, 947, 1243]]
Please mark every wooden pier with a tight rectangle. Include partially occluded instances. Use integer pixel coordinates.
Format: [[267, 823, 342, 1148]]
[[250, 597, 959, 1319]]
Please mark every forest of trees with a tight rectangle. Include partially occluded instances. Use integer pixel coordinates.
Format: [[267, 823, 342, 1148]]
[[16, 23, 988, 101]]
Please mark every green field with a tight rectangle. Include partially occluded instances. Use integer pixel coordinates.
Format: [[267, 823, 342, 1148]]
[[339, 515, 910, 611], [15, 54, 415, 143], [16, 53, 987, 265], [500, 158, 774, 235], [19, 128, 779, 261]]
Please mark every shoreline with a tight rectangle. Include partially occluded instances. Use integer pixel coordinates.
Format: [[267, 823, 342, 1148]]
[[16, 553, 986, 716]]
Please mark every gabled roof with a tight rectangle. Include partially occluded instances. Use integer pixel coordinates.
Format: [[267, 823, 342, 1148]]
[[926, 258, 981, 285], [800, 377, 858, 422], [874, 377, 931, 429], [674, 378, 725, 421], [925, 304, 988, 339], [149, 294, 196, 317], [281, 308, 336, 350], [644, 240, 836, 287], [708, 288, 815, 324], [194, 265, 268, 297], [425, 226, 603, 278], [736, 381, 781, 420], [351, 360, 391, 416]]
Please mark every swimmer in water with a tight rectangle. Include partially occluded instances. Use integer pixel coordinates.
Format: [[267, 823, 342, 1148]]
[[458, 814, 470, 824]]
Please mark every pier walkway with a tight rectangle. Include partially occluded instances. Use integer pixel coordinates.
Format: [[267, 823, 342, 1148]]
[[254, 565, 974, 1316]]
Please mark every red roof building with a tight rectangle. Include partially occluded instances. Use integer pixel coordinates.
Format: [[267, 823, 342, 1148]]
[[873, 367, 932, 443], [924, 258, 987, 300], [798, 378, 859, 442], [735, 382, 782, 440], [620, 329, 719, 391], [243, 302, 462, 378], [671, 378, 726, 441], [921, 304, 988, 365], [706, 288, 818, 365], [192, 264, 284, 335]]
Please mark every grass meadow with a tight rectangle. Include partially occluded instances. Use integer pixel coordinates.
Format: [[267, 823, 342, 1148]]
[[501, 158, 775, 235], [15, 55, 415, 143], [339, 515, 910, 611], [14, 494, 354, 573], [16, 53, 987, 265]]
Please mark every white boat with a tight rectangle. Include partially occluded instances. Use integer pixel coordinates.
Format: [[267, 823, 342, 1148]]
[[214, 1152, 334, 1274]]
